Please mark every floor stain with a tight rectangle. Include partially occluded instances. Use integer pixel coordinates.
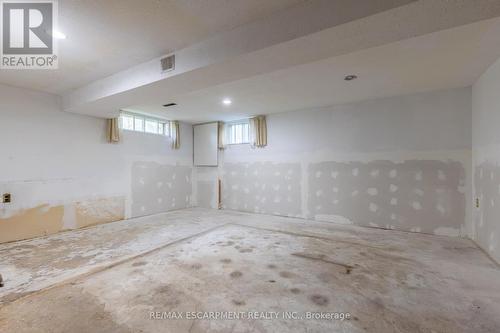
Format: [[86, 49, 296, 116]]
[[230, 271, 243, 278], [279, 271, 294, 278], [310, 294, 329, 306], [0, 286, 132, 333]]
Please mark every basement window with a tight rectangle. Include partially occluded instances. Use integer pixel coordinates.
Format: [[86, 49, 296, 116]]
[[227, 120, 249, 145], [120, 112, 170, 136]]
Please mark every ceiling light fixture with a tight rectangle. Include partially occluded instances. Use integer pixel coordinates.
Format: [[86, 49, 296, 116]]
[[344, 75, 358, 81], [222, 98, 232, 106], [52, 30, 67, 40]]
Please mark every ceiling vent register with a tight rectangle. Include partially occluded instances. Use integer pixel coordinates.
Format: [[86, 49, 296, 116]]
[[161, 54, 175, 72]]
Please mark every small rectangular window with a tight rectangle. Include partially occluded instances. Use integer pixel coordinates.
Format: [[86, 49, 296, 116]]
[[120, 112, 171, 137], [121, 115, 134, 130], [227, 121, 249, 145], [145, 119, 158, 134], [134, 117, 144, 132], [163, 122, 171, 136]]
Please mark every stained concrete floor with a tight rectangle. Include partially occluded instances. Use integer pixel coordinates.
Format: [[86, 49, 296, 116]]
[[1, 208, 500, 332]]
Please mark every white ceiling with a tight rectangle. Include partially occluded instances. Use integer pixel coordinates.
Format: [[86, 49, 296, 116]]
[[123, 17, 500, 123], [0, 0, 305, 94], [2, 0, 500, 124]]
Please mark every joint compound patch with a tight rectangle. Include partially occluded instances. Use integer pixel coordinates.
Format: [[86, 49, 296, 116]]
[[131, 162, 192, 217], [308, 160, 465, 234], [222, 162, 301, 216]]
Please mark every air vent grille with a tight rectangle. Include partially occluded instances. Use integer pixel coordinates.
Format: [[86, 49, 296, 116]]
[[160, 54, 175, 72]]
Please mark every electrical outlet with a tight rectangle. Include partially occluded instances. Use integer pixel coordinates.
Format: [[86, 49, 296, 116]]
[[2, 193, 11, 203]]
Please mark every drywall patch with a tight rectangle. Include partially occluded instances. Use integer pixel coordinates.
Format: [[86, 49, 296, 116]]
[[75, 196, 125, 228], [474, 161, 500, 262], [0, 204, 64, 243], [222, 162, 301, 216], [308, 160, 465, 234], [131, 162, 192, 217], [197, 181, 215, 209]]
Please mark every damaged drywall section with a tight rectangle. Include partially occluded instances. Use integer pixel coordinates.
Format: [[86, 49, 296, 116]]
[[0, 204, 64, 243], [0, 196, 126, 244], [131, 162, 193, 217], [74, 196, 125, 228], [222, 162, 302, 216], [309, 160, 466, 235], [474, 161, 500, 262]]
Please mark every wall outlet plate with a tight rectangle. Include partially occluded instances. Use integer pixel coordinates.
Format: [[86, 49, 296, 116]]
[[2, 193, 11, 203]]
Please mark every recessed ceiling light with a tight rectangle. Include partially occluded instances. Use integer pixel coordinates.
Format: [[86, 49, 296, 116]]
[[344, 75, 358, 81], [222, 98, 232, 105], [52, 30, 67, 40]]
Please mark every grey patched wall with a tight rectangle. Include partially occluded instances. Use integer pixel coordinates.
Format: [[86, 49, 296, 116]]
[[222, 162, 301, 216], [221, 159, 466, 235], [474, 162, 500, 260], [197, 180, 216, 209], [472, 56, 500, 263], [131, 162, 192, 217], [308, 160, 466, 235]]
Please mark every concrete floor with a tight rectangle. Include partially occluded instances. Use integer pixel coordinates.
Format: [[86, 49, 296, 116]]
[[1, 208, 500, 332]]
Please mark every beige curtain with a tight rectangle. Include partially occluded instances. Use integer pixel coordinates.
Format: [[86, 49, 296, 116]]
[[170, 120, 180, 149], [249, 115, 267, 148], [106, 118, 120, 143], [218, 121, 226, 149]]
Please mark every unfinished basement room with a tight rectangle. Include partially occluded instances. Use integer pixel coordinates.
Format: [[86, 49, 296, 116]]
[[2, 1, 500, 332]]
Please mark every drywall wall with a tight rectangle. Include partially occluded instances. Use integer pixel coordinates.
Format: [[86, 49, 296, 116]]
[[131, 162, 192, 217], [472, 56, 500, 263], [193, 122, 218, 166], [0, 84, 193, 243], [219, 87, 472, 236]]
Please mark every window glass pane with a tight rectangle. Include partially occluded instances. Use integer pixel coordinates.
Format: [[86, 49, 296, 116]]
[[121, 115, 134, 130], [242, 123, 249, 143], [227, 122, 249, 144], [120, 113, 170, 136], [164, 122, 170, 136], [145, 119, 158, 134], [236, 124, 242, 143], [134, 117, 144, 131]]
